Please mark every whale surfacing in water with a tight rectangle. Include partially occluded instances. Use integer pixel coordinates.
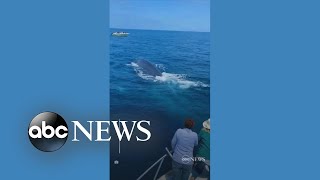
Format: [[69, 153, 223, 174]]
[[135, 60, 162, 77]]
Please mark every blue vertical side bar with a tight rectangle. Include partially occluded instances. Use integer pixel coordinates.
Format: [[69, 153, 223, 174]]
[[0, 0, 109, 179], [212, 0, 320, 180]]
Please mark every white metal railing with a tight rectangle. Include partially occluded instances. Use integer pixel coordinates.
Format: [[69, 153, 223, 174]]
[[136, 147, 173, 180]]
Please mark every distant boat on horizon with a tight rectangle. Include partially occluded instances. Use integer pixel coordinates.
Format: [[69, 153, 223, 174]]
[[112, 32, 129, 37]]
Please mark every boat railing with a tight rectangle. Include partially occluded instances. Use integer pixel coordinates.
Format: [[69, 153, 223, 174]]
[[136, 147, 173, 180]]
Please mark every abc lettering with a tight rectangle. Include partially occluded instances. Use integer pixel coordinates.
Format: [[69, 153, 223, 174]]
[[29, 121, 68, 139]]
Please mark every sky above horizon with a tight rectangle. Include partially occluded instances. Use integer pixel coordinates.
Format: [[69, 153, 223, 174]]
[[110, 0, 210, 32]]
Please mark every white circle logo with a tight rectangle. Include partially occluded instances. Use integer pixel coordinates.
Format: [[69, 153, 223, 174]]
[[28, 112, 68, 152], [181, 155, 193, 164]]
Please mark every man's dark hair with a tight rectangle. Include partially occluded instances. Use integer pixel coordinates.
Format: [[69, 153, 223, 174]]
[[184, 119, 195, 129]]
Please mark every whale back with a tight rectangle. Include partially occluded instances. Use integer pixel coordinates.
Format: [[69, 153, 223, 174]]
[[136, 60, 162, 77]]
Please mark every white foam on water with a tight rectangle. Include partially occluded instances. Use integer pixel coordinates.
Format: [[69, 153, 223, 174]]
[[128, 61, 209, 89], [127, 62, 139, 68], [156, 72, 209, 89], [155, 64, 166, 71]]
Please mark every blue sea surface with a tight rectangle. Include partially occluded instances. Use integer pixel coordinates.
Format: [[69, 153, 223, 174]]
[[110, 29, 210, 180]]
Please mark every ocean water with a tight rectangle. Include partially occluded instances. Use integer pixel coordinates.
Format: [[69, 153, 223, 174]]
[[110, 29, 210, 180]]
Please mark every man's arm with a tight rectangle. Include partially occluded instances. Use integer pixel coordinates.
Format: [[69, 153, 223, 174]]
[[171, 130, 178, 150]]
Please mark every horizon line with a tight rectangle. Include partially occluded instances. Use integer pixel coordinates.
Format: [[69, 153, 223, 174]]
[[110, 27, 210, 33]]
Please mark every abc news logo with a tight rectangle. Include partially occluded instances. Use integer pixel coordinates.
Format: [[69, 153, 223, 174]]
[[28, 112, 151, 152], [28, 112, 68, 152], [181, 155, 206, 164]]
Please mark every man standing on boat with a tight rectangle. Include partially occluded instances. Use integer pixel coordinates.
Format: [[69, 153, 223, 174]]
[[171, 119, 198, 180]]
